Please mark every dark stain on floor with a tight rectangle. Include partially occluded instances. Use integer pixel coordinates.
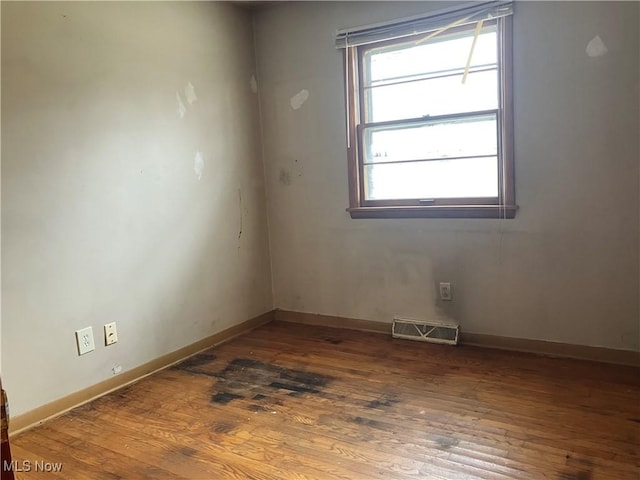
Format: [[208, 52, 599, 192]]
[[629, 418, 640, 423], [210, 422, 235, 434], [323, 337, 342, 344], [366, 397, 399, 409], [172, 352, 218, 375], [434, 436, 459, 450], [561, 456, 595, 480], [269, 381, 319, 394], [558, 472, 592, 480], [102, 385, 136, 406], [210, 358, 332, 406], [350, 416, 390, 430], [178, 446, 197, 457], [247, 404, 269, 412], [211, 392, 241, 404]]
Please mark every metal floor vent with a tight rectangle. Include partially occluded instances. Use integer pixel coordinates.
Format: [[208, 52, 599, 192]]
[[392, 318, 459, 345]]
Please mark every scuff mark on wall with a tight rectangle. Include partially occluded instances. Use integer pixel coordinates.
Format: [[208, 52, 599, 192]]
[[194, 151, 204, 180], [249, 75, 258, 94], [238, 188, 243, 249], [586, 35, 608, 57], [289, 89, 309, 110], [185, 81, 198, 104], [176, 92, 187, 118], [279, 168, 291, 186]]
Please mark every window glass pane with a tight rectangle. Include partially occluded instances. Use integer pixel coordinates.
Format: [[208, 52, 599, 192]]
[[364, 157, 499, 200], [366, 69, 497, 122], [366, 28, 497, 86], [364, 114, 497, 164]]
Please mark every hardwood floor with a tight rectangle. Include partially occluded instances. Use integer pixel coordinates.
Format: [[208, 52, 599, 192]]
[[9, 321, 640, 479]]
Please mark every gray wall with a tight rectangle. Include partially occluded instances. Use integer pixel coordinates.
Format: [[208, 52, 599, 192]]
[[253, 1, 639, 351], [2, 2, 273, 416]]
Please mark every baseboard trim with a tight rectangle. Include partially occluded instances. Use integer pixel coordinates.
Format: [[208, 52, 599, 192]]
[[274, 309, 391, 334], [11, 308, 637, 436], [276, 309, 640, 367], [9, 311, 274, 437], [459, 332, 640, 367]]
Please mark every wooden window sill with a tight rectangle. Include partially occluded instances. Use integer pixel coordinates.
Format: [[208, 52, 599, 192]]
[[347, 205, 518, 219]]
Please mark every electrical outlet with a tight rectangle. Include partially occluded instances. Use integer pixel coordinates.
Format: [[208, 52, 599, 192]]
[[104, 322, 118, 346], [75, 327, 95, 355], [112, 365, 122, 375], [439, 282, 452, 301]]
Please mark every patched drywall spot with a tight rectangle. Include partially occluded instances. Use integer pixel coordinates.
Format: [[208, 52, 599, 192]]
[[249, 75, 258, 94], [185, 81, 198, 105], [279, 168, 291, 186], [586, 35, 608, 58], [290, 89, 309, 110], [194, 151, 204, 180], [176, 92, 187, 119]]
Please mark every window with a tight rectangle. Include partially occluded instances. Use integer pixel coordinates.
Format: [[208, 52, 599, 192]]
[[339, 2, 515, 218]]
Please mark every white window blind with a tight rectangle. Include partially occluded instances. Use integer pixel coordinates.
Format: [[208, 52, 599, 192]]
[[335, 1, 513, 49]]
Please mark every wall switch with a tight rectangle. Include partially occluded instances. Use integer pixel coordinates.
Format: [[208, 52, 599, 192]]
[[75, 327, 95, 355], [439, 282, 452, 301], [104, 322, 118, 346]]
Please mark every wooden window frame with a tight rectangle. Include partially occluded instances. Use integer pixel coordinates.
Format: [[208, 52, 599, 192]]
[[345, 17, 516, 219]]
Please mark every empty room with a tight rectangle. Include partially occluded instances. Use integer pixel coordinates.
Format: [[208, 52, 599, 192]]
[[1, 1, 639, 479]]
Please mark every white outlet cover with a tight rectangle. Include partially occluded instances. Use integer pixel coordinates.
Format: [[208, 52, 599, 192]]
[[439, 282, 453, 301], [75, 327, 95, 355]]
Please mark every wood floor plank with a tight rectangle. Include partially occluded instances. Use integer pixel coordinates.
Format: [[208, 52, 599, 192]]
[[9, 321, 640, 479]]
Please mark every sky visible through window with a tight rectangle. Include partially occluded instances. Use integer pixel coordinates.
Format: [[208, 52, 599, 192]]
[[364, 27, 499, 200]]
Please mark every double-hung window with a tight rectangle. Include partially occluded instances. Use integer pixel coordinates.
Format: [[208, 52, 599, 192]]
[[338, 1, 515, 218]]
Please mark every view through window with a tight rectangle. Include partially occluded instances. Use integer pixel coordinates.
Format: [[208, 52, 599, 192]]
[[363, 24, 499, 201]]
